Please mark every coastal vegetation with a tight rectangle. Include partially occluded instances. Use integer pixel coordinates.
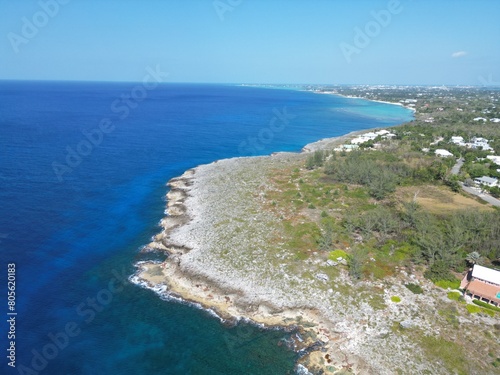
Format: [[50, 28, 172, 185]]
[[296, 87, 500, 287], [273, 146, 499, 285]]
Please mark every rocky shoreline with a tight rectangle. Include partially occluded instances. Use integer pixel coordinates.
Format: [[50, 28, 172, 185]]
[[131, 133, 376, 373], [130, 129, 499, 374]]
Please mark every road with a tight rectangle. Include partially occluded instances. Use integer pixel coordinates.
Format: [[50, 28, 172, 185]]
[[450, 158, 464, 175], [460, 183, 500, 207], [451, 157, 500, 207]]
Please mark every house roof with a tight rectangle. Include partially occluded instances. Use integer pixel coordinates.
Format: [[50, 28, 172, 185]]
[[472, 265, 500, 285], [474, 176, 498, 185], [435, 149, 453, 156], [466, 280, 500, 303]]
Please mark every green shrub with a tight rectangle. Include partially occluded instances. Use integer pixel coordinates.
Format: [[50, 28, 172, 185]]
[[348, 248, 366, 280], [434, 279, 460, 290], [492, 357, 500, 368], [472, 300, 500, 312], [404, 283, 424, 294], [466, 304, 481, 314], [329, 249, 347, 260], [483, 309, 495, 317], [447, 291, 461, 301], [424, 261, 458, 285], [391, 296, 401, 303]]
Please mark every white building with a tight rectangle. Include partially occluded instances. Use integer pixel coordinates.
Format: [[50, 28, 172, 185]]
[[486, 155, 500, 165], [474, 176, 498, 187], [435, 149, 454, 157], [334, 144, 359, 152], [470, 137, 493, 151], [350, 132, 378, 144], [461, 265, 500, 306], [382, 133, 396, 139], [450, 136, 465, 146], [363, 132, 378, 139]]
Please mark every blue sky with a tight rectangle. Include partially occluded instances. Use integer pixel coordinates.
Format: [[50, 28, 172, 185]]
[[1, 0, 499, 85]]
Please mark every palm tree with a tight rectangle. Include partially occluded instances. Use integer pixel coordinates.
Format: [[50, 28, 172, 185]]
[[465, 251, 482, 266]]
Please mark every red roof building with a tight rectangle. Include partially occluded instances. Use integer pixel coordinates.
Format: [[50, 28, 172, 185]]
[[460, 265, 500, 306]]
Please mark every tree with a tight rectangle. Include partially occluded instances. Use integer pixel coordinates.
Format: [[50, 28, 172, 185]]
[[423, 260, 456, 282], [348, 248, 366, 280], [414, 213, 445, 265], [305, 150, 325, 169], [468, 163, 489, 179], [318, 223, 334, 251], [368, 170, 397, 200], [445, 175, 461, 192], [465, 251, 482, 266], [401, 197, 420, 228], [305, 155, 315, 170]]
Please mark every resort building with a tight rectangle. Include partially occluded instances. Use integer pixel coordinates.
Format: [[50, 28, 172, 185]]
[[461, 265, 500, 306]]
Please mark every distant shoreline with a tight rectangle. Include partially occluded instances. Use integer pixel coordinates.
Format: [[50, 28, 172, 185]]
[[309, 89, 417, 113]]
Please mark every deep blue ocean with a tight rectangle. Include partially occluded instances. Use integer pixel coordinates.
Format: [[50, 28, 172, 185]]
[[0, 81, 413, 375]]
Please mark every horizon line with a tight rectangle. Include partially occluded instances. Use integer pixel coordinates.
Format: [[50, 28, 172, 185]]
[[0, 79, 499, 88]]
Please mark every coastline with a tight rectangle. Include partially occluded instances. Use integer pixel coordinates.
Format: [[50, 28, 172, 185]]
[[130, 135, 380, 374], [311, 90, 417, 113], [131, 98, 416, 374]]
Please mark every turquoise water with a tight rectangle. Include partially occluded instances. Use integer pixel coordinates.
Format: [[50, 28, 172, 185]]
[[0, 82, 413, 374]]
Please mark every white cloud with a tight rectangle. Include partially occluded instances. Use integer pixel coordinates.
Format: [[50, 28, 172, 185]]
[[451, 51, 467, 58]]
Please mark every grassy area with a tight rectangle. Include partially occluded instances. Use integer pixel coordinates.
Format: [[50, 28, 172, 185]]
[[396, 185, 493, 214], [434, 279, 461, 290], [328, 249, 347, 260], [447, 291, 462, 301], [466, 304, 482, 314], [417, 334, 470, 375]]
